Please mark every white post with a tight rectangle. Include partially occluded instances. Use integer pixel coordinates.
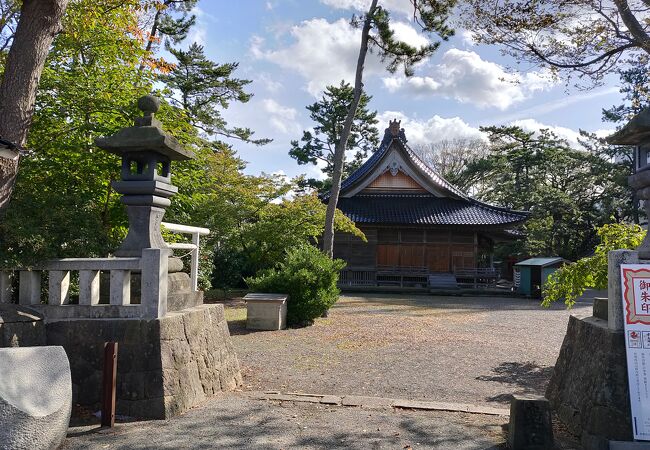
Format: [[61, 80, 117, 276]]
[[191, 232, 200, 292], [79, 270, 100, 305], [141, 248, 169, 318], [48, 270, 71, 305], [0, 271, 12, 303], [19, 270, 41, 305], [109, 270, 131, 305]]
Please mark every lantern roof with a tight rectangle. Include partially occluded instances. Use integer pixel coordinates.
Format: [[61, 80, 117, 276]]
[[95, 95, 195, 161], [607, 107, 650, 145]]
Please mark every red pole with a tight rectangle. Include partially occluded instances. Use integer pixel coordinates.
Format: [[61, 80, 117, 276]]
[[101, 342, 118, 427]]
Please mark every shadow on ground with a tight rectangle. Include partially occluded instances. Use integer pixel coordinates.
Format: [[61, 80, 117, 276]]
[[63, 395, 507, 450], [476, 361, 554, 404]]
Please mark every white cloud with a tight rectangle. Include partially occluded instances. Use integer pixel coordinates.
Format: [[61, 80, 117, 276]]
[[251, 18, 430, 96], [383, 49, 557, 110], [459, 29, 476, 47], [257, 73, 283, 94], [321, 0, 416, 17], [262, 99, 301, 135], [390, 21, 430, 49], [377, 111, 487, 145], [251, 19, 370, 96]]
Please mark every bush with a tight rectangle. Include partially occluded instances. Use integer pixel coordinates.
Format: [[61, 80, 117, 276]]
[[246, 245, 346, 326]]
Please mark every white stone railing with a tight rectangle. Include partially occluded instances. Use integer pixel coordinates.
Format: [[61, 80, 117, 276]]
[[161, 222, 210, 292], [0, 248, 168, 319]]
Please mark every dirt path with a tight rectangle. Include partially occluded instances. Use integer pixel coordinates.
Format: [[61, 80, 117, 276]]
[[228, 294, 592, 406]]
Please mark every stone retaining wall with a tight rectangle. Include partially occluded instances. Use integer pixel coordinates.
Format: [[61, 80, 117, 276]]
[[546, 315, 632, 447], [46, 304, 241, 419]]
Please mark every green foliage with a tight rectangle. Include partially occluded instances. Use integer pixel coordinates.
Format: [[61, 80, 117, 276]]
[[246, 245, 346, 326], [542, 223, 646, 307], [289, 81, 378, 190], [360, 1, 456, 77], [161, 43, 269, 144], [460, 125, 629, 260], [0, 0, 149, 266]]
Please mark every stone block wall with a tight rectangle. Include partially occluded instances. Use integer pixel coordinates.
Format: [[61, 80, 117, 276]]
[[46, 304, 241, 419], [546, 315, 632, 447]]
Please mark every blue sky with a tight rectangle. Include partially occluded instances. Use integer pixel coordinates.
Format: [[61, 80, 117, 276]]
[[184, 0, 624, 180]]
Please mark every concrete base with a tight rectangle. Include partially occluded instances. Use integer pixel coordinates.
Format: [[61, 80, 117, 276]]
[[546, 315, 632, 447], [46, 304, 242, 419]]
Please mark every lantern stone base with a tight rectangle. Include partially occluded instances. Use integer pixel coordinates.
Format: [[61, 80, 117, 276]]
[[545, 315, 632, 448], [45, 304, 242, 419]]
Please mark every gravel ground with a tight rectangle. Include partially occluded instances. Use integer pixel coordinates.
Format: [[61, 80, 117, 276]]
[[229, 293, 592, 406], [62, 393, 508, 449]]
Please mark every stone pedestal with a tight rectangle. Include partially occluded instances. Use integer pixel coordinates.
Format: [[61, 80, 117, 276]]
[[45, 304, 241, 419], [546, 315, 632, 448], [244, 293, 287, 330]]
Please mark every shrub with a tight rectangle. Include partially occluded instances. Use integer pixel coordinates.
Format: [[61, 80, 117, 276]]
[[246, 245, 346, 326]]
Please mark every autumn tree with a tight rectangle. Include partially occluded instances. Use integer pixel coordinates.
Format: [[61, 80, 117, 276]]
[[290, 81, 379, 191], [461, 0, 650, 85], [322, 0, 456, 257], [0, 0, 69, 212]]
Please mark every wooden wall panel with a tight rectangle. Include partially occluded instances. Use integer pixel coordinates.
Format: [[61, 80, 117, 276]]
[[377, 244, 400, 266], [363, 170, 427, 193], [426, 244, 449, 272], [400, 245, 425, 267]]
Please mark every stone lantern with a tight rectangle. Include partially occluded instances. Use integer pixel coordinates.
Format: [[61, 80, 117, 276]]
[[95, 95, 194, 257], [608, 107, 650, 259]]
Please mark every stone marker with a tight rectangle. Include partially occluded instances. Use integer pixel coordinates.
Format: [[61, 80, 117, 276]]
[[0, 346, 72, 450], [593, 297, 608, 321], [244, 293, 288, 330], [508, 395, 554, 450]]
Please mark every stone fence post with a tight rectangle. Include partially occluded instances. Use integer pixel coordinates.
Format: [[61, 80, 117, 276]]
[[141, 248, 169, 318], [607, 249, 639, 331]]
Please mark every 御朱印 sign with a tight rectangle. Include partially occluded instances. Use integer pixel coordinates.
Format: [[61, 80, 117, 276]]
[[621, 264, 650, 440]]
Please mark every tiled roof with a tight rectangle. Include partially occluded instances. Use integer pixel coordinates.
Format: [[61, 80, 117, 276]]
[[337, 194, 528, 226]]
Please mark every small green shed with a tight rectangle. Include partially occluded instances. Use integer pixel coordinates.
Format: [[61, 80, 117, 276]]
[[514, 257, 567, 298]]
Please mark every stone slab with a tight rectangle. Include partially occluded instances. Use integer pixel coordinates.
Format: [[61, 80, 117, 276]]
[[610, 442, 650, 450], [393, 398, 509, 416], [340, 395, 394, 408], [320, 395, 342, 405]]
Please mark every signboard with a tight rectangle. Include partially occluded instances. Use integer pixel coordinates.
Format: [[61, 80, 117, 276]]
[[620, 264, 650, 440]]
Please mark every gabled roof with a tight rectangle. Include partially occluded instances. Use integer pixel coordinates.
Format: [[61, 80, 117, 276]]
[[331, 123, 529, 227]]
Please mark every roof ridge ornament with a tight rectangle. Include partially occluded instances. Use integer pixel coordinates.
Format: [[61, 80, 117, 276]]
[[383, 119, 407, 143]]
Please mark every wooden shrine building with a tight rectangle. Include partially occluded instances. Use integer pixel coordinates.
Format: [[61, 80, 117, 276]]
[[332, 120, 528, 289]]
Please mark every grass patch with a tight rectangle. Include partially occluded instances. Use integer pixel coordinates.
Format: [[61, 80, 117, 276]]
[[224, 307, 247, 323]]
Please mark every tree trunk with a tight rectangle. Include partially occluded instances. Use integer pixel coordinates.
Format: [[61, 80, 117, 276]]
[[322, 0, 378, 257], [0, 0, 69, 212]]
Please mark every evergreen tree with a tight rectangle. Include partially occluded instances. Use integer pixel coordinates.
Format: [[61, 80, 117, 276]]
[[289, 81, 378, 192], [162, 43, 270, 144]]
